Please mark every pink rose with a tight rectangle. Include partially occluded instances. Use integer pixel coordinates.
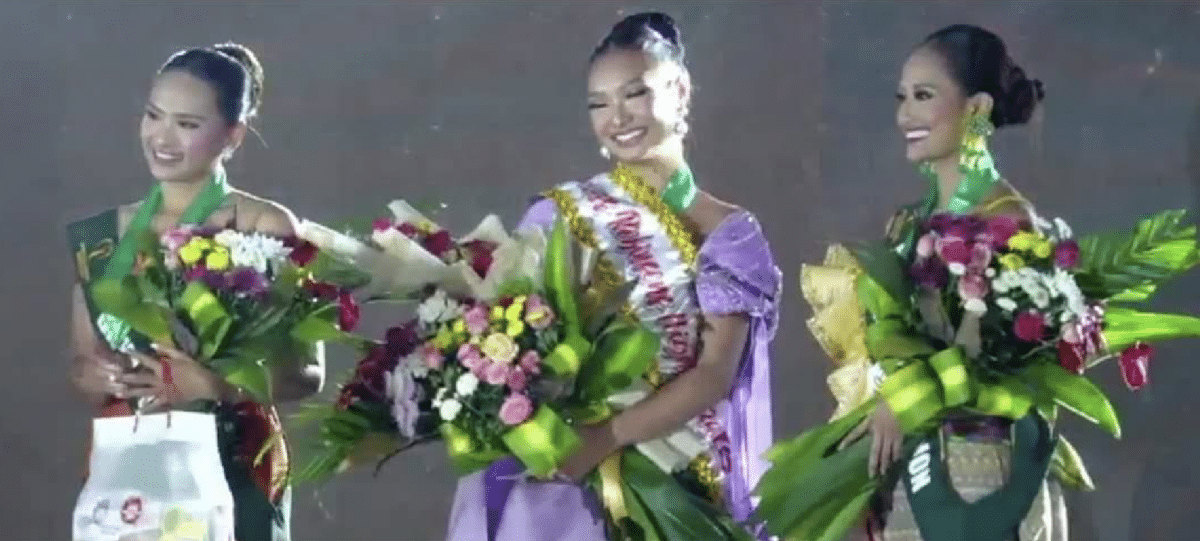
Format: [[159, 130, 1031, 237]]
[[498, 393, 534, 426], [463, 305, 490, 336], [160, 226, 196, 253], [421, 344, 444, 370], [506, 369, 528, 392], [1054, 239, 1080, 269], [1013, 311, 1047, 342], [518, 350, 542, 375], [985, 215, 1022, 249], [523, 294, 556, 330], [935, 236, 971, 265], [458, 344, 485, 371], [915, 232, 937, 259], [966, 242, 993, 274], [1119, 342, 1152, 390], [484, 361, 511, 386], [957, 272, 989, 300]]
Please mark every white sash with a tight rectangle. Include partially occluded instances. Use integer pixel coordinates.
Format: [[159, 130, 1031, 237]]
[[550, 173, 736, 480]]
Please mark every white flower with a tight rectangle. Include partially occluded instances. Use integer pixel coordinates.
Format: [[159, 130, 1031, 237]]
[[401, 351, 430, 378], [226, 232, 289, 274], [214, 230, 242, 248], [438, 398, 463, 421], [455, 373, 480, 396], [996, 297, 1018, 312], [433, 386, 450, 407], [1029, 287, 1051, 309], [417, 289, 462, 324], [985, 268, 996, 278], [386, 365, 419, 438], [947, 262, 966, 276], [964, 298, 987, 314]]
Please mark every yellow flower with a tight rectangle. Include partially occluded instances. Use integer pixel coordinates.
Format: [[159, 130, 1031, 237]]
[[480, 332, 519, 363], [452, 318, 467, 335], [433, 325, 456, 350], [999, 253, 1026, 270], [490, 305, 505, 323], [1006, 232, 1039, 252], [505, 298, 526, 322], [178, 239, 206, 265], [205, 247, 231, 271], [506, 320, 526, 338], [1032, 240, 1052, 259]]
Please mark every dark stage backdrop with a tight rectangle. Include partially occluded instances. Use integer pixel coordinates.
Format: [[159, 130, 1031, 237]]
[[2, 1, 1197, 539]]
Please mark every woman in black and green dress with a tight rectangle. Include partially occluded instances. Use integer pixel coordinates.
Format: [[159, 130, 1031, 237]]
[[67, 43, 323, 541]]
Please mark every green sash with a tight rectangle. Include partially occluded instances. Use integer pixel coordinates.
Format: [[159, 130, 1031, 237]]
[[80, 170, 232, 350], [902, 413, 1055, 541]]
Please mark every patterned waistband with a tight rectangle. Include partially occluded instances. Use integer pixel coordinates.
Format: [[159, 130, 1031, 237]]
[[941, 415, 1012, 442]]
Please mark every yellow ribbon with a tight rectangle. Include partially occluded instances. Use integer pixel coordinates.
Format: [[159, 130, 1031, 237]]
[[597, 452, 629, 522]]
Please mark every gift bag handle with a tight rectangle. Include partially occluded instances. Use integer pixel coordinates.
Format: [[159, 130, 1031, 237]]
[[131, 358, 176, 433]]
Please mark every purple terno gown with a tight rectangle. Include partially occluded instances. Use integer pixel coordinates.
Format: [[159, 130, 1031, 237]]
[[445, 173, 781, 541]]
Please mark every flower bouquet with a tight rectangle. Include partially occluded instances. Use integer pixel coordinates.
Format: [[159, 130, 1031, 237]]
[[90, 225, 368, 403], [755, 209, 1200, 541], [295, 200, 518, 302], [295, 204, 755, 541]]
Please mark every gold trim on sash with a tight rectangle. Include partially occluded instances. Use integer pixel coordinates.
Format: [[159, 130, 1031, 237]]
[[610, 164, 699, 265]]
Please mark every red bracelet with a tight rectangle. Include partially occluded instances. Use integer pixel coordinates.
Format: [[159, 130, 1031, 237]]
[[158, 358, 182, 403]]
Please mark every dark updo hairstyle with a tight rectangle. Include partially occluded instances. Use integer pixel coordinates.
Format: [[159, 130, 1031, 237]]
[[158, 42, 264, 125], [589, 12, 686, 67], [920, 24, 1044, 128]]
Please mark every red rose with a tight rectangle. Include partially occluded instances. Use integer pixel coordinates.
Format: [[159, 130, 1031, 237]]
[[385, 322, 421, 357], [910, 257, 950, 290], [1119, 342, 1152, 390], [372, 218, 394, 232], [303, 280, 339, 301], [338, 291, 360, 332], [423, 230, 454, 256], [1057, 339, 1086, 374], [288, 240, 318, 267], [396, 222, 420, 238], [1013, 311, 1047, 342], [986, 215, 1022, 249], [1054, 239, 1080, 269], [935, 236, 972, 265]]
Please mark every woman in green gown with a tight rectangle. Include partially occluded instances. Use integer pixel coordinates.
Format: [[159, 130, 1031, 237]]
[[66, 43, 323, 541]]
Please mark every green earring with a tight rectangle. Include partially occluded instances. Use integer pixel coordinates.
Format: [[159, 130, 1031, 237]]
[[966, 111, 995, 138]]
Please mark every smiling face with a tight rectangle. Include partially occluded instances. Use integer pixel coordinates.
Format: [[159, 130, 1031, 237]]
[[586, 47, 688, 164], [139, 70, 241, 183], [895, 46, 974, 164]]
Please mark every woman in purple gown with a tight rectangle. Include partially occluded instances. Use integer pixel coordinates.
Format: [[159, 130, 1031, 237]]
[[445, 12, 781, 541]]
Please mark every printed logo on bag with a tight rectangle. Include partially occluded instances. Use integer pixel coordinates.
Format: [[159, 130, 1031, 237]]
[[908, 441, 933, 493], [120, 495, 143, 525], [159, 506, 206, 541], [91, 499, 111, 524]]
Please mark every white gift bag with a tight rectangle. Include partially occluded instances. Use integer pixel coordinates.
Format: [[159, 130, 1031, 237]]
[[73, 411, 235, 541]]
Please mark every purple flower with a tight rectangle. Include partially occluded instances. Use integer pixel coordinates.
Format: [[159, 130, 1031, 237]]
[[230, 267, 269, 295], [910, 257, 950, 290]]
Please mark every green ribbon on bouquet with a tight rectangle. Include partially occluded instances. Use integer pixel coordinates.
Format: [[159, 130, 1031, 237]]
[[442, 217, 660, 479]]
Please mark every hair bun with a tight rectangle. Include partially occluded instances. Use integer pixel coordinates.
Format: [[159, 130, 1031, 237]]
[[641, 12, 680, 46], [210, 42, 264, 117]]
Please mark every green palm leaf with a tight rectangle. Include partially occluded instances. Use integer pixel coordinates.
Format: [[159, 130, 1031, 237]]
[[1074, 209, 1199, 302]]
